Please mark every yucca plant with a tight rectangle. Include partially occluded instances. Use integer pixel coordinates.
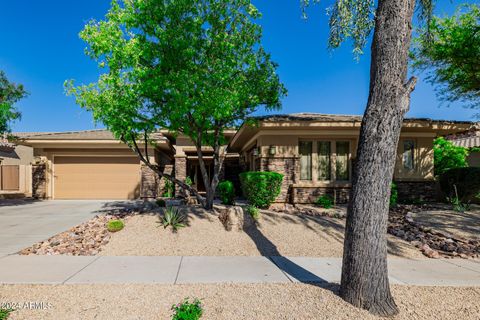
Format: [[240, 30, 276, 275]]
[[160, 207, 185, 232]]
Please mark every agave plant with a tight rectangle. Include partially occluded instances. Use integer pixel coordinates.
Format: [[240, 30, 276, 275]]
[[160, 207, 185, 232]]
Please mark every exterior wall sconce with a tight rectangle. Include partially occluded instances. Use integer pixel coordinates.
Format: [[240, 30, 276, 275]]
[[268, 145, 276, 156], [252, 147, 259, 156]]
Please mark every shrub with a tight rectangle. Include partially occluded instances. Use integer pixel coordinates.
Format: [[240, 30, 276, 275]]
[[245, 205, 260, 220], [185, 176, 193, 187], [439, 167, 480, 203], [390, 182, 398, 207], [161, 207, 185, 232], [218, 180, 235, 205], [156, 199, 166, 207], [434, 137, 468, 176], [0, 308, 14, 320], [315, 195, 333, 209], [171, 298, 203, 320], [106, 219, 124, 232], [163, 179, 174, 198], [239, 171, 283, 208]]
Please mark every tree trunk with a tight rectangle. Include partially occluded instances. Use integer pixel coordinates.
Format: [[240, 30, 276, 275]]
[[340, 0, 417, 316]]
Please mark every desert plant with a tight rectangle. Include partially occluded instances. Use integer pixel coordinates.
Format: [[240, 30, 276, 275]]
[[156, 199, 166, 207], [218, 180, 235, 205], [161, 207, 185, 232], [447, 184, 471, 212], [315, 195, 333, 209], [171, 298, 203, 320], [185, 176, 193, 187], [0, 308, 14, 320], [106, 220, 124, 232], [163, 179, 175, 198], [389, 182, 398, 207], [245, 205, 260, 221], [239, 171, 283, 208]]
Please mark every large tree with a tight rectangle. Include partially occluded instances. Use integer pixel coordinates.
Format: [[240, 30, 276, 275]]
[[413, 4, 480, 109], [67, 0, 285, 209], [0, 71, 27, 135], [302, 0, 433, 316]]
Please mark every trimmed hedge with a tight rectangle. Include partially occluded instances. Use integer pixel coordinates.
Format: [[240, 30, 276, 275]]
[[239, 171, 284, 208], [218, 180, 235, 205], [439, 167, 480, 202]]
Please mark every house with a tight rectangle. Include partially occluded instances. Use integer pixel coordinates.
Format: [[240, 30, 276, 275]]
[[16, 113, 473, 203], [0, 137, 34, 198], [229, 113, 472, 203]]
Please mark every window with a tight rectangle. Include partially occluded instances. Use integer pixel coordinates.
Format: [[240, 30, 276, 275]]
[[336, 141, 350, 181], [317, 141, 331, 180], [299, 139, 350, 182], [299, 141, 312, 180], [403, 140, 415, 170]]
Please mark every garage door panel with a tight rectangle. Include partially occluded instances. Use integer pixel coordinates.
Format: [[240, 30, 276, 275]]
[[54, 156, 140, 200]]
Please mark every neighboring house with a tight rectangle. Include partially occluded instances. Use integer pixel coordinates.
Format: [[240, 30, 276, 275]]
[[448, 123, 480, 167], [15, 113, 473, 203], [0, 137, 34, 197]]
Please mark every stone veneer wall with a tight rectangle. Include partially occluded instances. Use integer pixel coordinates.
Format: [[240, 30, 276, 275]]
[[140, 165, 160, 199], [395, 180, 438, 202], [32, 164, 46, 199], [292, 187, 350, 204], [257, 156, 297, 203], [174, 157, 187, 197], [158, 164, 174, 196]]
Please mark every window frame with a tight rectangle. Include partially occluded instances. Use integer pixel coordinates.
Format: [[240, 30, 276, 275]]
[[402, 139, 416, 171], [298, 138, 353, 183]]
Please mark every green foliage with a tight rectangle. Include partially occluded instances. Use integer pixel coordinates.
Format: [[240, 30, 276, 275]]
[[245, 205, 260, 221], [390, 182, 398, 208], [106, 219, 124, 232], [156, 199, 166, 207], [0, 71, 28, 134], [439, 167, 480, 203], [65, 0, 286, 207], [0, 308, 13, 320], [185, 177, 193, 187], [163, 179, 174, 198], [218, 180, 235, 205], [447, 193, 471, 213], [433, 137, 469, 176], [413, 5, 480, 109], [171, 298, 203, 320], [160, 207, 185, 232], [239, 171, 283, 208], [301, 0, 433, 57], [315, 195, 333, 209]]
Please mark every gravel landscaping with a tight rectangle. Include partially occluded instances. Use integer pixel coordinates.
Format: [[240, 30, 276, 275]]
[[98, 206, 423, 258], [1, 283, 479, 319]]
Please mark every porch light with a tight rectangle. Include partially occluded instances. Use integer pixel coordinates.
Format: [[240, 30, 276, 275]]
[[252, 148, 259, 157], [269, 145, 276, 156]]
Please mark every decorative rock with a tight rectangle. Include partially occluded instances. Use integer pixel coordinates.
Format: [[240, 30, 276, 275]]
[[217, 205, 254, 231]]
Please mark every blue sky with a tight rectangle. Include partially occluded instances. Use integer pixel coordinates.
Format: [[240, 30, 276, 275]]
[[1, 0, 477, 132]]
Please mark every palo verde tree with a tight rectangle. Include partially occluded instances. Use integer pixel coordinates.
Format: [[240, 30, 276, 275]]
[[0, 71, 27, 136], [66, 0, 285, 209], [302, 0, 434, 316], [413, 4, 480, 109], [433, 137, 469, 176]]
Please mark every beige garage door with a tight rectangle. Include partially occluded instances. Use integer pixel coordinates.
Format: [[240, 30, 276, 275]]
[[54, 156, 140, 200]]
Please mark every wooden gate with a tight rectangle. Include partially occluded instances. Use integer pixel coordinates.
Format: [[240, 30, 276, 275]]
[[0, 165, 20, 191]]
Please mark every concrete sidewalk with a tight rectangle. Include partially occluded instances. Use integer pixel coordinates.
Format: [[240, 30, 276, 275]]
[[0, 255, 479, 286]]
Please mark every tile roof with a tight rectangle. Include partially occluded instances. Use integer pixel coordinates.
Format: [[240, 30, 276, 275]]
[[253, 113, 473, 124], [13, 129, 166, 141]]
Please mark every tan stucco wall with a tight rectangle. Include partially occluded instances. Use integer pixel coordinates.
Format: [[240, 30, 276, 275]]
[[249, 132, 434, 181], [0, 145, 34, 165]]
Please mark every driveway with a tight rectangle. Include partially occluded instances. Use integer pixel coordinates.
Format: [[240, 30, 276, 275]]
[[0, 200, 113, 257]]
